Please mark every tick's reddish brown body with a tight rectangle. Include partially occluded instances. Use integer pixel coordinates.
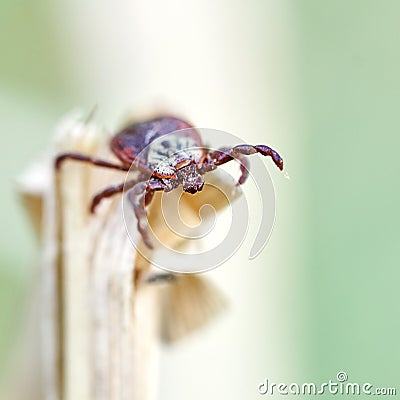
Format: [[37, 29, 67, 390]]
[[110, 117, 199, 170], [55, 115, 283, 248]]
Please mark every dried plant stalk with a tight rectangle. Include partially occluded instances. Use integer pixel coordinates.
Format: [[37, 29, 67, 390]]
[[16, 111, 240, 400]]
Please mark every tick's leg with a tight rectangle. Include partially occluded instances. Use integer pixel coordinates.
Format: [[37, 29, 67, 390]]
[[146, 273, 177, 284], [235, 153, 250, 185], [127, 179, 167, 249], [233, 145, 283, 171], [55, 152, 130, 171], [208, 144, 283, 185], [90, 179, 138, 213]]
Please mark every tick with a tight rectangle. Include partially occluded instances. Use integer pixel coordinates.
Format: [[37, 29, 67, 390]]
[[55, 115, 283, 248]]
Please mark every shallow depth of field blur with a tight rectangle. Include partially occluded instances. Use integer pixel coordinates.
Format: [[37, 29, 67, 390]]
[[1, 1, 400, 399]]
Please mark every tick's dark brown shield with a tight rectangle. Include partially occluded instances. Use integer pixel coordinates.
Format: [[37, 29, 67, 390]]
[[110, 116, 204, 172]]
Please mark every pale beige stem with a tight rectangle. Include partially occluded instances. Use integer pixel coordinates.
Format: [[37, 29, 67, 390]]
[[15, 111, 238, 400]]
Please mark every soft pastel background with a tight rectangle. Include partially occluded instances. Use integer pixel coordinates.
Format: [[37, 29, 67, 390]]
[[1, 0, 399, 398]]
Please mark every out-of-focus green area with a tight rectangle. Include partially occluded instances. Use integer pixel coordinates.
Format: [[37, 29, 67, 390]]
[[1, 1, 69, 98], [0, 0, 74, 380], [296, 0, 400, 389]]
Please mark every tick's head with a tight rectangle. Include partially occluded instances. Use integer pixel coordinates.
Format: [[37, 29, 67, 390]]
[[178, 164, 205, 194]]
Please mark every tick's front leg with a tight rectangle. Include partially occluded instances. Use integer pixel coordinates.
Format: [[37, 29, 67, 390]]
[[231, 144, 284, 171], [90, 179, 138, 213], [127, 179, 167, 249], [206, 144, 283, 185], [55, 152, 130, 171]]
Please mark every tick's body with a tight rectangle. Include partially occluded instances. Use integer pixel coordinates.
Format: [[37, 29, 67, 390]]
[[110, 117, 199, 170], [56, 116, 283, 248]]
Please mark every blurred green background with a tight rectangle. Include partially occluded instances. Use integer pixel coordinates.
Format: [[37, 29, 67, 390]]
[[1, 0, 399, 398], [296, 0, 400, 390]]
